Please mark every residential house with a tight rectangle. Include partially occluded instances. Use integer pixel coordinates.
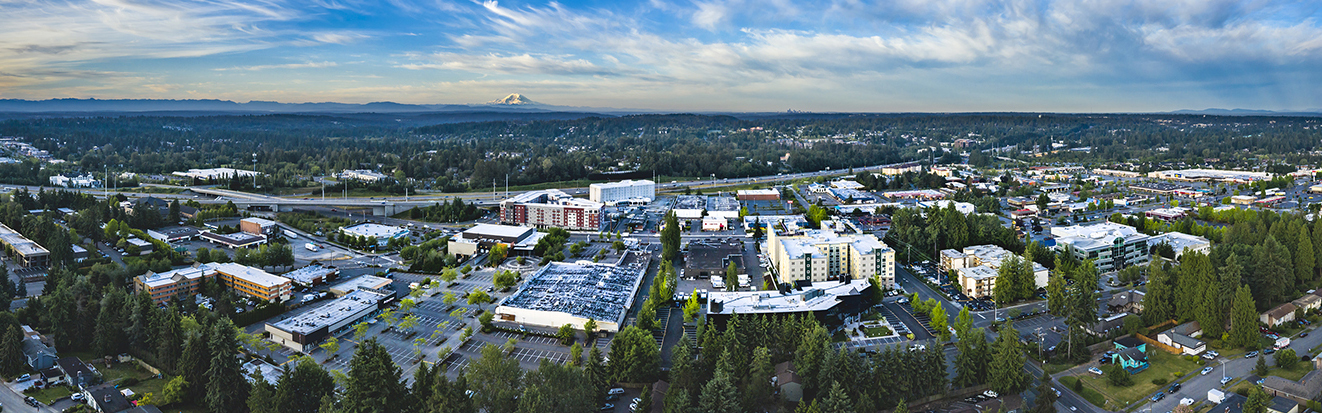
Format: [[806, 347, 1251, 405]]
[[1086, 313, 1128, 336], [1261, 303, 1299, 327], [1111, 336, 1149, 372], [1157, 321, 1206, 355], [774, 361, 803, 402], [1291, 292, 1322, 313], [21, 337, 57, 370], [57, 357, 97, 388], [1208, 392, 1247, 413], [1108, 290, 1145, 314], [1263, 358, 1322, 404], [1269, 396, 1300, 413], [83, 383, 133, 413]]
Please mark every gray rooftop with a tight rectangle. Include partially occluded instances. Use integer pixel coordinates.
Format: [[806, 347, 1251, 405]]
[[708, 279, 869, 315], [497, 251, 650, 325], [269, 289, 389, 335]]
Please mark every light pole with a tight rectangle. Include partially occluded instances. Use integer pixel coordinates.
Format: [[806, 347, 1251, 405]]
[[252, 153, 257, 189]]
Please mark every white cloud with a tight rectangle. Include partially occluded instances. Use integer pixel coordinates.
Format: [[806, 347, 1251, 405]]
[[216, 61, 340, 71], [398, 52, 619, 75], [691, 1, 729, 30]]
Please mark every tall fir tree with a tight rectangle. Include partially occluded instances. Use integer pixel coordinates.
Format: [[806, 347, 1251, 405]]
[[1295, 226, 1315, 287], [1231, 285, 1259, 349], [989, 321, 1027, 394], [276, 357, 336, 413], [340, 339, 410, 413], [205, 319, 249, 413], [1142, 259, 1173, 325]]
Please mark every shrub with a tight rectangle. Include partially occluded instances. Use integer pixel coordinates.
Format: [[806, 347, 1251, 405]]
[[1173, 372, 1185, 378], [1152, 378, 1167, 385]]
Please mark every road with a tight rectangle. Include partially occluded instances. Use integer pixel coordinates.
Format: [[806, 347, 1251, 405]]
[[1141, 328, 1322, 412], [0, 381, 58, 413]]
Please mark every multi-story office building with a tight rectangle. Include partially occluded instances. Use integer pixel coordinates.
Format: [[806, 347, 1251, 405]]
[[0, 223, 49, 268], [1051, 222, 1151, 273], [766, 229, 895, 288], [500, 189, 604, 231], [941, 244, 1049, 299], [589, 179, 655, 205]]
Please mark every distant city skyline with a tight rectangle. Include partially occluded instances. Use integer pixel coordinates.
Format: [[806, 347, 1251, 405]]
[[1, 0, 1320, 112]]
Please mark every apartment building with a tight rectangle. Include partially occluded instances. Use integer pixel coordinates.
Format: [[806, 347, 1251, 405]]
[[211, 262, 293, 302], [589, 179, 655, 205], [134, 263, 217, 304], [499, 189, 604, 231], [766, 229, 895, 288], [941, 244, 1049, 299]]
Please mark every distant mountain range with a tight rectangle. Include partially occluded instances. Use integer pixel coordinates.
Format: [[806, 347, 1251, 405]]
[[0, 95, 644, 114], [1166, 108, 1322, 116]]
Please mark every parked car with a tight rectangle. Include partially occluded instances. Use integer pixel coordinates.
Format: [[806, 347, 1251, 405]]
[[600, 403, 614, 411], [1150, 392, 1165, 402], [1088, 367, 1104, 375], [1245, 351, 1259, 358], [608, 388, 625, 395], [1221, 376, 1234, 385], [1169, 383, 1181, 392], [1201, 367, 1214, 375], [16, 374, 29, 382]]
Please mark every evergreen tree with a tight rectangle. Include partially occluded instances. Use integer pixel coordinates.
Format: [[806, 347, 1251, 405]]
[[247, 374, 278, 413], [607, 326, 660, 383], [412, 362, 435, 407], [205, 319, 249, 413], [953, 307, 982, 387], [1254, 354, 1269, 376], [1046, 273, 1066, 316], [1244, 385, 1270, 413], [1185, 252, 1223, 338], [663, 388, 691, 413], [427, 374, 475, 413], [662, 212, 681, 263], [989, 321, 1027, 394], [1231, 285, 1259, 349], [1219, 254, 1244, 327], [793, 323, 829, 398], [1030, 371, 1056, 413], [154, 306, 184, 372], [894, 398, 909, 413], [583, 346, 608, 393], [0, 325, 22, 376], [341, 339, 410, 413], [1296, 226, 1315, 287], [744, 346, 775, 411], [517, 360, 596, 413], [179, 324, 213, 400], [698, 370, 740, 413], [93, 287, 129, 356], [276, 357, 336, 413], [1143, 259, 1173, 325], [1252, 236, 1291, 306], [466, 344, 522, 413], [820, 381, 852, 413]]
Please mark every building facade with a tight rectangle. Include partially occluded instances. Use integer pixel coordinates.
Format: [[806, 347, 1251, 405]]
[[1051, 222, 1151, 273], [500, 189, 604, 231], [134, 263, 217, 304], [767, 229, 896, 288], [211, 262, 293, 302], [942, 244, 1050, 298], [589, 179, 655, 204], [0, 223, 49, 268]]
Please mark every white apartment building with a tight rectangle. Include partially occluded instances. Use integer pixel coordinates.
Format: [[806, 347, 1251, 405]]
[[589, 179, 655, 205], [49, 174, 100, 188], [766, 229, 896, 288], [1051, 222, 1151, 273], [339, 169, 390, 182], [941, 244, 1049, 299]]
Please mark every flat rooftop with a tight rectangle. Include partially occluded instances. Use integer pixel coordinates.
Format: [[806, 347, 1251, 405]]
[[1051, 222, 1149, 250], [777, 230, 890, 259], [269, 289, 389, 335], [0, 224, 49, 257], [342, 223, 409, 239], [685, 239, 744, 270], [212, 262, 290, 288], [242, 217, 278, 227], [282, 264, 337, 285], [203, 231, 265, 243], [674, 195, 705, 210], [706, 196, 740, 211], [461, 223, 535, 241], [328, 275, 392, 293], [709, 279, 869, 315], [498, 251, 650, 325], [591, 180, 653, 189]]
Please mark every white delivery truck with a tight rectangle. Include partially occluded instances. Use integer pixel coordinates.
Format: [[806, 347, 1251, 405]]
[[1276, 337, 1291, 349]]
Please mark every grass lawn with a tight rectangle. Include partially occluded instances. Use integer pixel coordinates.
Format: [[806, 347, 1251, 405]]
[[127, 375, 171, 399], [863, 326, 892, 338], [1077, 350, 1202, 409], [1044, 362, 1076, 375], [1267, 361, 1315, 382], [100, 361, 157, 384], [861, 311, 884, 322], [25, 385, 73, 405], [1059, 376, 1107, 408]]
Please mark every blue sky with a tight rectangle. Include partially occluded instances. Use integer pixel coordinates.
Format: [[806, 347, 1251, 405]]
[[1, 0, 1320, 112]]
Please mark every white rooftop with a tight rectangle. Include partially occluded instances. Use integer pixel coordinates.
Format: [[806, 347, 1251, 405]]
[[329, 275, 392, 293], [709, 279, 870, 315], [270, 289, 389, 335], [957, 265, 998, 280], [212, 262, 291, 288], [1150, 232, 1211, 256], [341, 223, 409, 239], [282, 265, 337, 285], [242, 217, 278, 227], [590, 179, 654, 189], [777, 229, 890, 259], [1051, 222, 1150, 251], [462, 223, 536, 240], [138, 264, 214, 289]]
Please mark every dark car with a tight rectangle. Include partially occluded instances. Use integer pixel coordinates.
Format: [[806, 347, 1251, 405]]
[[1302, 332, 1310, 338], [1169, 383, 1181, 392]]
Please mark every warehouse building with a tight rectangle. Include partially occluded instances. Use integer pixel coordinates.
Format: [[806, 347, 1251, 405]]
[[328, 275, 393, 296], [494, 251, 650, 333], [339, 169, 390, 182], [499, 189, 604, 231], [706, 196, 741, 220], [266, 289, 393, 352], [200, 231, 267, 249], [449, 224, 543, 259], [240, 218, 279, 236], [672, 195, 706, 219], [1148, 168, 1272, 183], [589, 179, 655, 205], [0, 223, 49, 268], [766, 228, 895, 288], [1051, 222, 1151, 273]]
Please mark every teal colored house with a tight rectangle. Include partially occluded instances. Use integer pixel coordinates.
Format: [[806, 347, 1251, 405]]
[[1112, 336, 1150, 373]]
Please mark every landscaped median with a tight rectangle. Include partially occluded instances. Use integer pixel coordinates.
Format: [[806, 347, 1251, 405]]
[[1066, 350, 1202, 410]]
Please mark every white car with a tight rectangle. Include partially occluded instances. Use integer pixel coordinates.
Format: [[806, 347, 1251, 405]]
[[1221, 376, 1234, 385], [1088, 367, 1104, 375], [1201, 367, 1214, 375]]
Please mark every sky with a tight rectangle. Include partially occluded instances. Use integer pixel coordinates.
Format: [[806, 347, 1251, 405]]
[[1, 0, 1321, 112]]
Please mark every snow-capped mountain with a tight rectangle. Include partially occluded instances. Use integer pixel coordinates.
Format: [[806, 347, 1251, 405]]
[[487, 94, 538, 105]]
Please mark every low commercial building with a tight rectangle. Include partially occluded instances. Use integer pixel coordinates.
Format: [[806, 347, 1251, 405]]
[[684, 238, 744, 279], [1149, 168, 1272, 184], [126, 238, 153, 255], [340, 223, 410, 246], [701, 216, 729, 231], [266, 289, 393, 352], [742, 215, 808, 232], [880, 162, 922, 175], [240, 218, 279, 236], [212, 262, 292, 302], [200, 231, 267, 249], [449, 224, 543, 259], [328, 275, 392, 296], [1128, 182, 1193, 195], [146, 226, 201, 243], [879, 189, 944, 200], [589, 179, 655, 205], [1051, 222, 1151, 273], [494, 251, 651, 333], [827, 187, 877, 204], [500, 189, 604, 231], [706, 196, 741, 220], [672, 195, 706, 219], [736, 189, 780, 201], [134, 263, 217, 304], [1149, 232, 1212, 259], [282, 264, 338, 286], [766, 228, 895, 288], [706, 279, 874, 325], [1145, 208, 1190, 222], [1231, 195, 1257, 205], [49, 174, 100, 188], [0, 223, 49, 268], [339, 169, 390, 182]]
